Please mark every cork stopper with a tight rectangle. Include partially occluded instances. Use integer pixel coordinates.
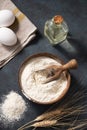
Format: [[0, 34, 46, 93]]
[[53, 15, 63, 24]]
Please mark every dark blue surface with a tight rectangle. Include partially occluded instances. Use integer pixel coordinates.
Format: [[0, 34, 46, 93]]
[[0, 0, 87, 130]]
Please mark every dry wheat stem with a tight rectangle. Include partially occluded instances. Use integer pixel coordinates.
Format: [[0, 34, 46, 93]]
[[21, 120, 57, 130], [17, 120, 36, 130], [18, 106, 87, 130], [35, 109, 61, 121], [32, 128, 36, 130], [67, 120, 87, 130], [46, 91, 87, 119], [61, 94, 86, 109], [36, 104, 87, 121], [50, 106, 87, 121], [18, 104, 87, 130], [52, 120, 87, 130], [61, 90, 87, 106], [18, 89, 87, 130], [17, 110, 61, 130], [52, 126, 60, 130]]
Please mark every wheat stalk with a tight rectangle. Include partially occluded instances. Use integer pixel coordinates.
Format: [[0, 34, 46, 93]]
[[32, 120, 57, 127], [67, 119, 87, 130], [18, 120, 57, 130], [18, 88, 87, 130]]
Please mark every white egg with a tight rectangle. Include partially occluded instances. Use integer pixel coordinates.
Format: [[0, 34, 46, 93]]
[[0, 27, 17, 46], [0, 10, 15, 27]]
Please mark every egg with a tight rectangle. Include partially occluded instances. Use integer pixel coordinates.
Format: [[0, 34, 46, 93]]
[[0, 10, 15, 27], [0, 27, 17, 46]]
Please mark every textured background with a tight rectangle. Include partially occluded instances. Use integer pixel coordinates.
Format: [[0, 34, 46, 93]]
[[0, 0, 87, 130]]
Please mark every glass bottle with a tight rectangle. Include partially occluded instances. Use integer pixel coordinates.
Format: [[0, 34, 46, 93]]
[[44, 15, 69, 45]]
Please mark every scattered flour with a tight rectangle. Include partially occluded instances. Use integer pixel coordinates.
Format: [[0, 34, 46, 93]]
[[21, 56, 68, 103], [0, 91, 27, 124]]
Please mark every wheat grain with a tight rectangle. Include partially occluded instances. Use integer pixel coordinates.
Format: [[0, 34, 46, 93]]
[[32, 120, 57, 127], [20, 120, 57, 130], [35, 109, 61, 121]]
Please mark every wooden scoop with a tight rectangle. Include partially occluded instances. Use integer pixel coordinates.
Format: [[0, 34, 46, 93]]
[[35, 59, 78, 84]]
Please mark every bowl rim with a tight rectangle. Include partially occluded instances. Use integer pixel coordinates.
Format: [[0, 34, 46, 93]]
[[18, 52, 71, 105]]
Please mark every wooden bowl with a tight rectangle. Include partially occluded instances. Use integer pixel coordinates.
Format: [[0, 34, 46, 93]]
[[18, 53, 71, 105]]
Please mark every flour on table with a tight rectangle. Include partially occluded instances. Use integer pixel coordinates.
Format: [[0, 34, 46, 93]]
[[0, 91, 27, 124]]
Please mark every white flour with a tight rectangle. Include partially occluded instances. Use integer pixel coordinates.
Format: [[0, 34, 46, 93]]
[[0, 91, 27, 123], [21, 57, 68, 103]]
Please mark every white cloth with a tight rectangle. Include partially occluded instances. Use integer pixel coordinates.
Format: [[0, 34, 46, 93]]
[[0, 0, 37, 68]]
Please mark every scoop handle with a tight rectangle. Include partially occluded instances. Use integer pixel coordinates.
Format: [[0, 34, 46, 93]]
[[62, 59, 78, 70]]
